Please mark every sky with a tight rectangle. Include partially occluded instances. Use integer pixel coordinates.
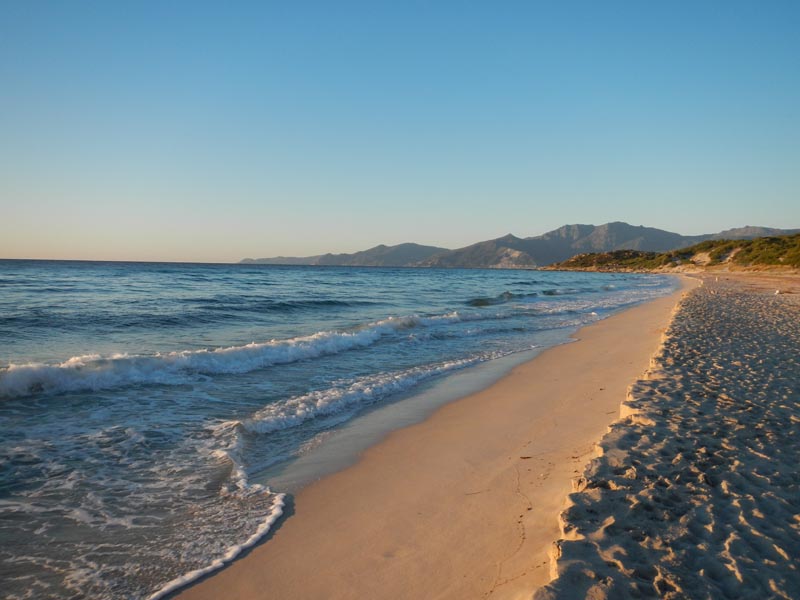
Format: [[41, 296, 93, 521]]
[[1, 1, 799, 262]]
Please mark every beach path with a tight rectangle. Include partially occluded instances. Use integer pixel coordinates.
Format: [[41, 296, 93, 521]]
[[535, 274, 800, 599]]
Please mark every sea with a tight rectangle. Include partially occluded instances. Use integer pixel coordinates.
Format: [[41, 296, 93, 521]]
[[0, 260, 677, 599]]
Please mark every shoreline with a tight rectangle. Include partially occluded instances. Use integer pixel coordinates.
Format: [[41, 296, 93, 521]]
[[176, 278, 694, 600], [535, 272, 800, 598]]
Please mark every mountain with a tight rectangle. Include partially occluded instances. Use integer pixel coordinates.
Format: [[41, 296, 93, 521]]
[[242, 223, 800, 269], [417, 222, 713, 268], [418, 234, 539, 269], [241, 243, 448, 267], [710, 226, 800, 240]]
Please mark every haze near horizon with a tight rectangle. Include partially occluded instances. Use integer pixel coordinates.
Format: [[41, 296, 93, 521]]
[[1, 1, 799, 262]]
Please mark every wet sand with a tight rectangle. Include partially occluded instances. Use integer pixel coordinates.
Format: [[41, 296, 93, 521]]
[[177, 279, 693, 600]]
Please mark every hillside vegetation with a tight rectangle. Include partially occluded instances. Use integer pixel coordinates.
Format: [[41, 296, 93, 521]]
[[547, 233, 800, 272]]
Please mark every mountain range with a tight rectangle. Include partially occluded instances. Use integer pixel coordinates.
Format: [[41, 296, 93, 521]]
[[240, 222, 800, 269]]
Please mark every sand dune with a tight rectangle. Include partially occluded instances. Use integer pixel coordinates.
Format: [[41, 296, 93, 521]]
[[535, 275, 800, 599]]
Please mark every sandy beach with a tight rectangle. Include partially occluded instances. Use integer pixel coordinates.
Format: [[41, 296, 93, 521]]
[[175, 278, 694, 600], [4, 3, 798, 597], [536, 273, 800, 599]]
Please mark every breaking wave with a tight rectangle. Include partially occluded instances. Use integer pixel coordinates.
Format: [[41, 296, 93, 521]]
[[466, 291, 539, 306], [238, 353, 507, 435], [0, 311, 503, 399]]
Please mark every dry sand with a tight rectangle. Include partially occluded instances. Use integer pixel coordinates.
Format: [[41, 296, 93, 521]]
[[176, 279, 693, 600], [535, 273, 800, 599]]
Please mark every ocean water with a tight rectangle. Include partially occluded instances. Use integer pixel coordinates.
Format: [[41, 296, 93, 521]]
[[0, 260, 676, 599]]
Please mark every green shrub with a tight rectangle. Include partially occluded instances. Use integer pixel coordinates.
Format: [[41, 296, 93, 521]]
[[549, 233, 800, 271]]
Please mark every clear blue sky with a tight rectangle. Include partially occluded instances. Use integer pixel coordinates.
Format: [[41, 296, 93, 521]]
[[1, 1, 798, 262]]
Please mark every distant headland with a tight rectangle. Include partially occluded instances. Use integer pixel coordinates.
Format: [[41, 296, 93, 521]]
[[241, 222, 799, 269]]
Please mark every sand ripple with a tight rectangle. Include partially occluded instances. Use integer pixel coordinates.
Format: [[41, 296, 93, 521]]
[[535, 277, 800, 599]]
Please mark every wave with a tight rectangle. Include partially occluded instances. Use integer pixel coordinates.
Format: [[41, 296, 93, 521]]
[[0, 308, 248, 332], [0, 311, 501, 399], [192, 296, 380, 313], [2, 298, 380, 332], [147, 493, 285, 600], [466, 286, 596, 306], [218, 352, 507, 439], [466, 291, 538, 307]]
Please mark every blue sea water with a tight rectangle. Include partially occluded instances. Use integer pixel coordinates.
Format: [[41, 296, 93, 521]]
[[0, 260, 676, 599]]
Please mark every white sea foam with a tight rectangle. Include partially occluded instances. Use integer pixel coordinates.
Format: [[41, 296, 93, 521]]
[[0, 311, 498, 399], [147, 493, 285, 600], [225, 353, 506, 437]]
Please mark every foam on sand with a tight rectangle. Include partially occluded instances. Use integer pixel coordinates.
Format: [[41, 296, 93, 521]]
[[535, 275, 800, 599], [147, 493, 286, 600]]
